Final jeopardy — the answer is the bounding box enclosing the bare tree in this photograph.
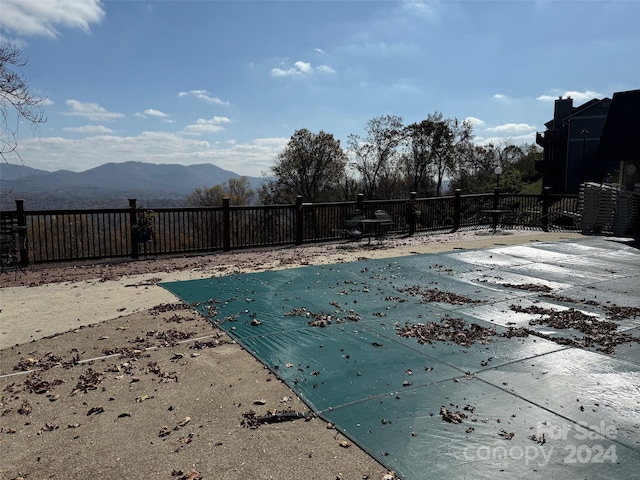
[1,43,46,162]
[462,144,500,173]
[428,113,473,196]
[454,142,538,193]
[402,118,447,196]
[348,114,403,199]
[186,177,255,206]
[261,128,348,203]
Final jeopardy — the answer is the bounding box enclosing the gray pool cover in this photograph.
[162,236,640,479]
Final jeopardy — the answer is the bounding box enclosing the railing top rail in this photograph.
[456,193,493,200]
[145,205,224,213]
[301,201,353,208]
[420,194,457,201]
[232,203,293,211]
[13,208,131,215]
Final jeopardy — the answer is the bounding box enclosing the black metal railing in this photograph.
[0,189,579,265]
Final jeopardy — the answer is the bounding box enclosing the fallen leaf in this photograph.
[175,417,191,429]
[499,428,514,440]
[86,406,105,416]
[439,406,466,424]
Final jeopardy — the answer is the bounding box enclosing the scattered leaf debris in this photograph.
[493,282,553,293]
[397,285,483,305]
[510,304,640,353]
[529,433,546,444]
[439,406,467,424]
[397,317,496,347]
[498,428,515,440]
[284,306,361,327]
[86,406,105,416]
[70,368,104,395]
[171,468,203,480]
[241,410,308,429]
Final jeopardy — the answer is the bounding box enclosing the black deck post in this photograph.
[541,187,551,232]
[452,189,461,232]
[295,196,304,245]
[356,193,364,213]
[129,199,138,259]
[492,186,501,231]
[223,197,231,252]
[15,199,29,267]
[407,192,417,236]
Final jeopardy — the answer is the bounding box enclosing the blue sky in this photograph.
[1,0,638,177]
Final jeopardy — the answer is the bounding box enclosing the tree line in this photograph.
[188,113,542,207]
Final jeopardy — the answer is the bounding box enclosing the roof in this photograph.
[564,97,609,121]
[596,89,640,162]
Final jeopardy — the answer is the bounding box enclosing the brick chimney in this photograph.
[553,96,574,132]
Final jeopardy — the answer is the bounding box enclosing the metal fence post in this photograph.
[541,187,551,232]
[222,197,231,252]
[129,199,138,259]
[15,199,29,267]
[295,196,304,245]
[492,186,501,231]
[452,189,461,232]
[356,193,364,213]
[407,191,417,236]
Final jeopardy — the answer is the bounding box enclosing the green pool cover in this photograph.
[161,236,640,479]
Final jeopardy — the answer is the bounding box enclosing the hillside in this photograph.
[0,161,263,210]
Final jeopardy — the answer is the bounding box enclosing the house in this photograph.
[535,95,611,193]
[596,89,640,192]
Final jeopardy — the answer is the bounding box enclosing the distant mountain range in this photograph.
[0,161,264,210]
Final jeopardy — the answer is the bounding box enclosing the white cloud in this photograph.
[183,116,232,135]
[317,65,336,74]
[465,116,485,127]
[63,125,114,134]
[493,94,507,100]
[485,123,536,133]
[536,90,603,102]
[215,138,289,175]
[475,132,537,146]
[294,61,312,73]
[16,132,287,177]
[315,47,327,54]
[271,60,337,77]
[0,0,105,37]
[271,67,300,78]
[178,90,229,105]
[565,90,604,101]
[401,1,437,17]
[62,100,125,121]
[136,108,170,119]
